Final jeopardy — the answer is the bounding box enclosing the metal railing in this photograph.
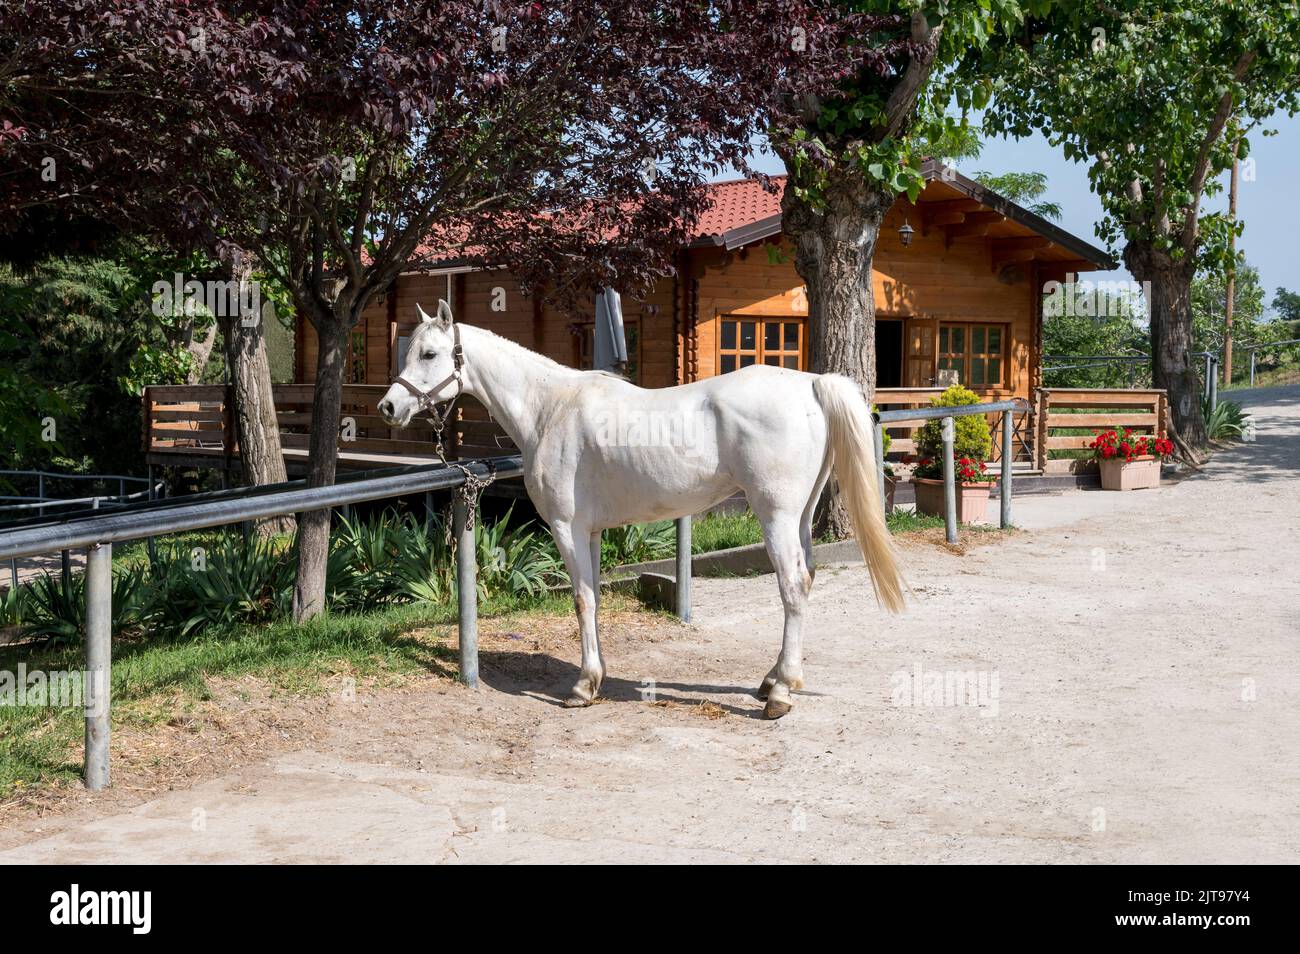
[1243,337,1300,387]
[874,400,1022,545]
[0,456,696,792]
[1,470,167,588]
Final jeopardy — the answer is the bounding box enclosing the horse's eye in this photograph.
[421,351,436,361]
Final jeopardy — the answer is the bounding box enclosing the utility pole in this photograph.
[1223,140,1239,387]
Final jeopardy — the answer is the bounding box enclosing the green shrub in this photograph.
[1,583,29,627]
[142,533,293,639]
[601,520,675,568]
[1202,397,1250,440]
[916,384,992,462]
[23,566,146,646]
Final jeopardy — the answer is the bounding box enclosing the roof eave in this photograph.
[919,159,1118,270]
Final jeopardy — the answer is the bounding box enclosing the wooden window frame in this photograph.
[937,321,1009,390]
[716,314,808,374]
[575,317,642,384]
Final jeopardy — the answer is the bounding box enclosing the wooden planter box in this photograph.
[912,477,991,524]
[1099,455,1161,491]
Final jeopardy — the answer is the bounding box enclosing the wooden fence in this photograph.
[143,384,516,470]
[1035,388,1167,474]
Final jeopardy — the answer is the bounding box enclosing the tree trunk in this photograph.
[1125,243,1208,450]
[292,315,349,622]
[220,307,293,535]
[780,168,891,538]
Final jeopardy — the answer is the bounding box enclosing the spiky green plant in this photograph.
[1202,397,1250,440]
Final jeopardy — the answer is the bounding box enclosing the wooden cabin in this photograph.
[145,162,1142,476]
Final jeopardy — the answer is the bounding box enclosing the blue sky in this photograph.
[744,111,1300,319]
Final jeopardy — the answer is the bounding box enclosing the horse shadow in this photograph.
[478,649,786,719]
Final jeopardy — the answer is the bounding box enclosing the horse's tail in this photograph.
[813,374,906,614]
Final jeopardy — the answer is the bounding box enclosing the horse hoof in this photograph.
[756,680,774,700]
[763,698,792,720]
[563,694,593,709]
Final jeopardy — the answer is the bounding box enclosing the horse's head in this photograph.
[379,300,462,427]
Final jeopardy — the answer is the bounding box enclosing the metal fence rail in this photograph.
[1,470,167,588]
[875,399,1022,544]
[3,455,675,792]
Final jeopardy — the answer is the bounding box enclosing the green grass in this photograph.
[691,510,763,553]
[0,591,574,797]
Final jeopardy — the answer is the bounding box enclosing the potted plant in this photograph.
[911,385,995,523]
[1089,428,1173,490]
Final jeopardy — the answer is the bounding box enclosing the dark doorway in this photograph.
[876,318,904,388]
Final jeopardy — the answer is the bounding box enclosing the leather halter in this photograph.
[391,323,464,453]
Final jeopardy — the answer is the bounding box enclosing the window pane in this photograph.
[784,322,799,350]
[950,327,965,354]
[721,321,736,350]
[740,354,755,368]
[764,355,779,366]
[939,327,949,353]
[741,321,757,349]
[972,327,985,354]
[765,323,779,350]
[939,358,962,374]
[970,357,986,385]
[720,354,736,374]
[988,327,1002,354]
[784,356,799,369]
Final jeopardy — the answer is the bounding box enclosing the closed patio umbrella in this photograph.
[592,287,628,373]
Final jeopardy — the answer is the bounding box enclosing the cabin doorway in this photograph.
[875,317,904,388]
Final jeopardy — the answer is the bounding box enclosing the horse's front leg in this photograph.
[552,523,604,707]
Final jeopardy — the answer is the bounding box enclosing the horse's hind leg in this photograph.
[551,522,604,707]
[758,459,829,706]
[753,508,812,720]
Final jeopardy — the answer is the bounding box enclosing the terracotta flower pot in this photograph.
[1099,455,1161,491]
[912,477,992,524]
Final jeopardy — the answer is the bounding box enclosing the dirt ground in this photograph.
[1,387,1297,864]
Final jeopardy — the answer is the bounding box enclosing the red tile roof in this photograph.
[690,176,785,243]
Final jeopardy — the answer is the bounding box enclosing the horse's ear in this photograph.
[417,302,435,324]
[436,299,454,325]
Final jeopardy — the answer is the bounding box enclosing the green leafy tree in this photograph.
[1191,257,1265,366]
[774,0,1043,536]
[972,170,1061,220]
[976,0,1300,452]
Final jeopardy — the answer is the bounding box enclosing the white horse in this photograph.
[379,301,905,719]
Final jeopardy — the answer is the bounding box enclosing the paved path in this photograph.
[2,387,1297,863]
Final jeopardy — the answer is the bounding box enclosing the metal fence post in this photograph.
[1000,410,1013,529]
[1250,350,1256,387]
[452,495,479,687]
[1203,354,1212,402]
[941,415,957,544]
[1209,357,1218,411]
[84,541,112,791]
[146,465,157,564]
[675,515,692,623]
[872,420,887,512]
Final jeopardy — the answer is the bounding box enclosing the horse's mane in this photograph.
[421,321,628,381]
